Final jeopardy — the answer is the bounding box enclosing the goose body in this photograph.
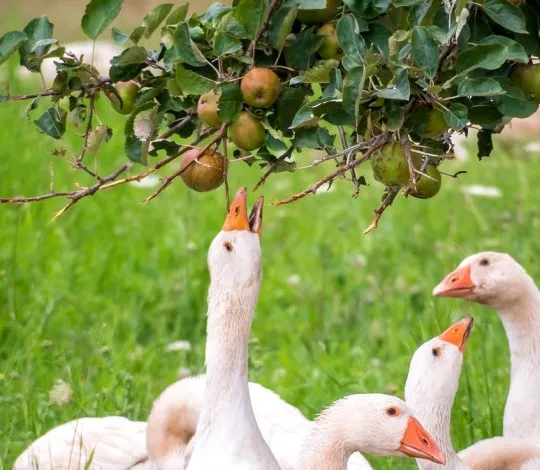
[433,252,540,445]
[148,375,372,469]
[13,416,148,470]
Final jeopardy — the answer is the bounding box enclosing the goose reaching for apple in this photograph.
[406,317,540,469]
[433,252,540,446]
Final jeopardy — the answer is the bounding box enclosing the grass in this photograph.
[2,20,540,470]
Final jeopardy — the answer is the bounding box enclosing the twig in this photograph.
[50,163,132,221]
[402,136,417,197]
[252,147,294,192]
[296,142,367,170]
[247,0,284,57]
[1,192,73,204]
[142,126,227,204]
[441,170,467,179]
[157,114,194,141]
[79,92,96,164]
[363,186,400,235]
[222,133,231,211]
[339,126,361,197]
[1,90,62,101]
[272,134,390,206]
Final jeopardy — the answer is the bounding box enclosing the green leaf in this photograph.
[34,108,66,139]
[234,0,266,40]
[293,127,333,149]
[130,26,146,44]
[109,63,143,82]
[385,100,404,131]
[111,27,129,45]
[323,67,342,98]
[477,128,493,160]
[376,69,410,101]
[286,29,322,70]
[336,14,365,66]
[290,104,318,129]
[144,3,173,38]
[174,64,214,95]
[274,87,305,134]
[217,82,243,122]
[214,31,243,56]
[111,46,147,66]
[469,104,503,129]
[19,16,54,72]
[411,26,439,79]
[30,38,57,53]
[302,59,340,84]
[494,87,538,118]
[124,102,155,165]
[458,77,505,97]
[443,103,468,130]
[479,35,528,63]
[166,4,190,25]
[342,65,364,118]
[0,31,27,66]
[81,0,123,40]
[201,3,231,24]
[269,6,298,54]
[482,0,527,34]
[164,22,208,68]
[455,44,507,75]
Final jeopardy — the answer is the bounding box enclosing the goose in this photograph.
[405,317,540,469]
[148,376,446,470]
[183,187,280,470]
[147,376,371,469]
[433,252,540,445]
[13,416,148,469]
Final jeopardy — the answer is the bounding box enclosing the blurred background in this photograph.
[1,1,540,468]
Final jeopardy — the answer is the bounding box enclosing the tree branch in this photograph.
[272,134,390,206]
[363,186,400,235]
[247,0,284,57]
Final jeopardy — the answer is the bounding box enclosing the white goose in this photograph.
[433,252,540,445]
[13,416,148,469]
[147,375,371,469]
[184,187,280,470]
[405,317,540,470]
[147,377,444,469]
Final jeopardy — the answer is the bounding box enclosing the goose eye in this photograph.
[479,258,489,266]
[224,242,233,252]
[432,347,441,357]
[385,407,400,417]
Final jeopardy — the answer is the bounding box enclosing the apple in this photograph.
[410,164,441,199]
[371,142,410,187]
[297,0,342,25]
[316,23,342,60]
[197,90,223,128]
[240,68,282,108]
[230,112,266,151]
[511,64,540,104]
[180,148,225,192]
[106,81,140,115]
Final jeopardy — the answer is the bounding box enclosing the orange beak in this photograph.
[222,187,263,236]
[398,417,446,464]
[433,265,475,298]
[439,317,474,352]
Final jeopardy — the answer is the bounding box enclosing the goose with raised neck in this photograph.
[185,188,280,470]
[433,252,540,445]
[406,317,540,470]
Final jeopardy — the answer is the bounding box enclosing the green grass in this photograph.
[2,65,540,469]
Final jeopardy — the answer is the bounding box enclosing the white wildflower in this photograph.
[166,340,192,352]
[177,368,192,379]
[461,185,502,198]
[287,274,301,285]
[49,380,72,406]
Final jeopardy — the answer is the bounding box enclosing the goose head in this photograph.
[405,317,473,407]
[432,252,533,308]
[207,187,264,290]
[321,394,446,464]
